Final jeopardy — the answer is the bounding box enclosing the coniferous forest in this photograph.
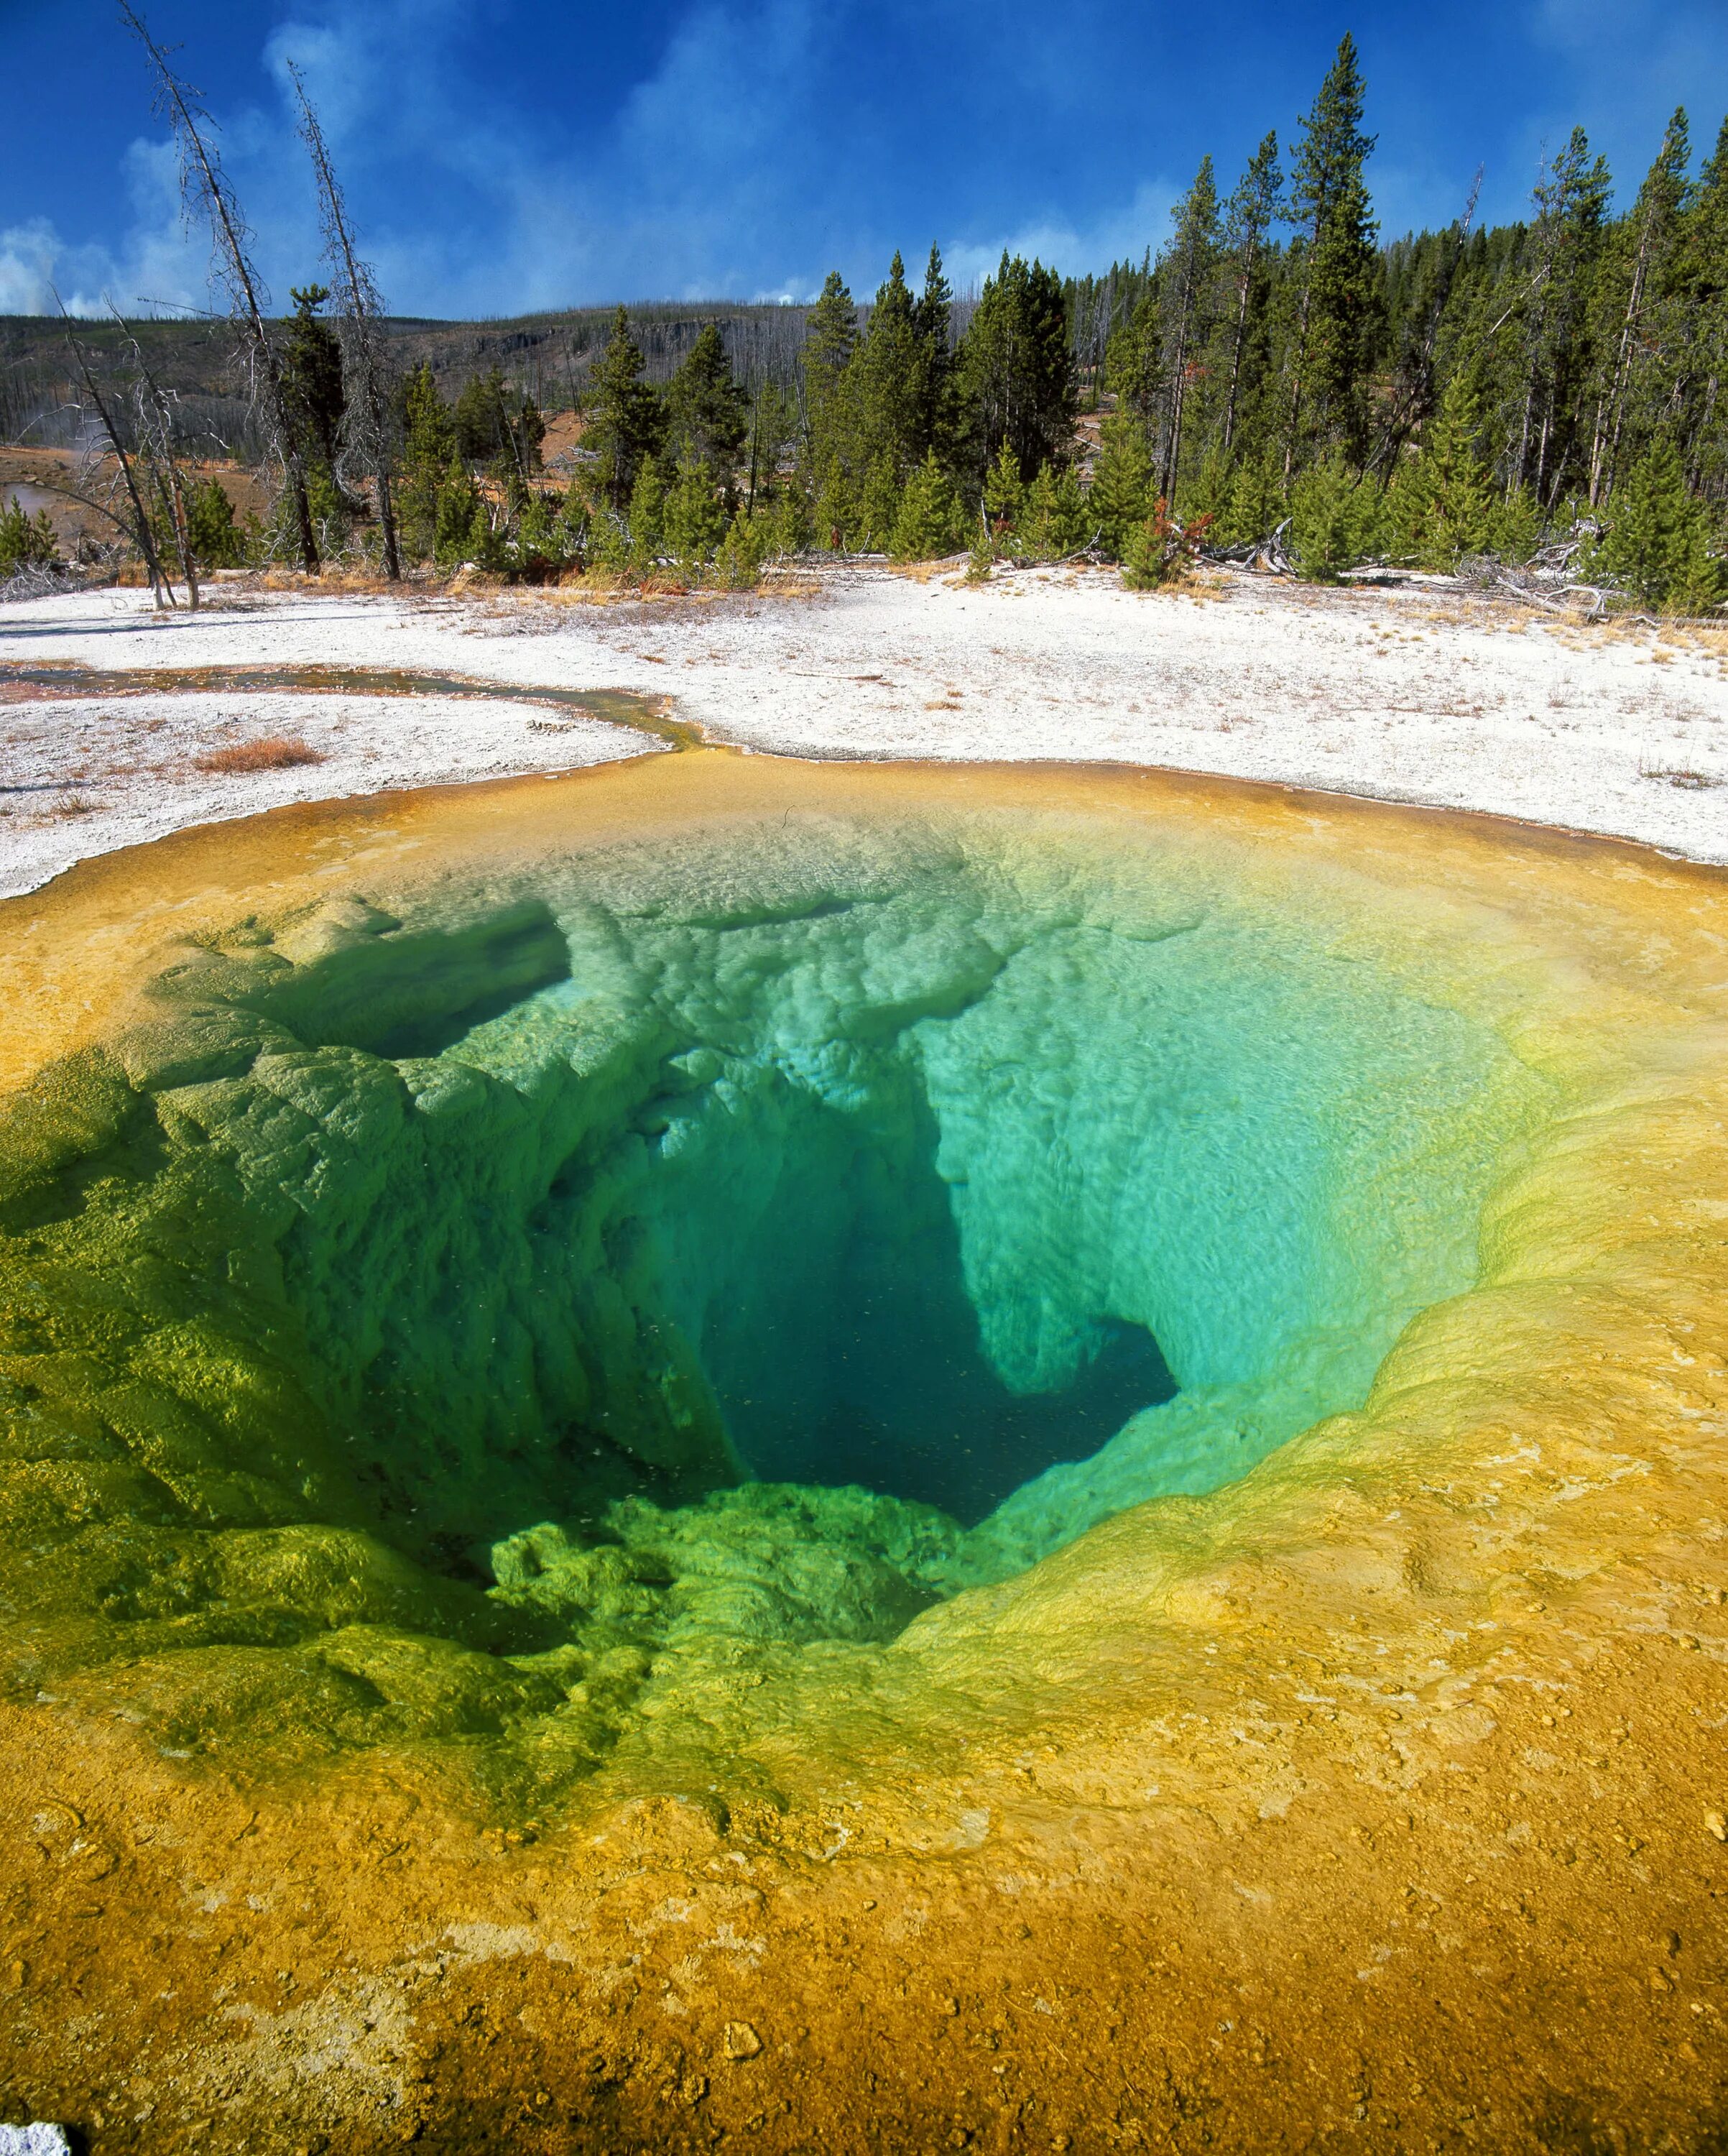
[8,32,1728,613]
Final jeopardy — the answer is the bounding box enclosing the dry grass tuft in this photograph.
[195,735,326,774]
[1641,765,1722,790]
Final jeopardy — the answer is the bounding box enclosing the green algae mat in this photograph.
[2,751,1727,2152]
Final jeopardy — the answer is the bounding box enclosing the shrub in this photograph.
[890,451,964,562]
[1122,499,1212,590]
[195,737,325,773]
[1594,439,1726,614]
[0,495,57,578]
[1290,452,1378,581]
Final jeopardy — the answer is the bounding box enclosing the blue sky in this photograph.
[4,0,1727,318]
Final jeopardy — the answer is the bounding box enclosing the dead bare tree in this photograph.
[287,60,401,579]
[119,2,320,573]
[55,299,177,605]
[119,318,201,608]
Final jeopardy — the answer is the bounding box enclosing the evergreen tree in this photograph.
[859,452,902,551]
[1515,127,1613,504]
[665,324,749,502]
[455,367,512,466]
[627,454,667,572]
[764,479,812,559]
[801,271,860,480]
[1290,449,1374,579]
[1597,436,1724,609]
[662,446,729,575]
[1022,462,1090,559]
[1285,34,1382,464]
[716,503,768,589]
[815,461,858,551]
[1121,498,1195,590]
[983,438,1025,543]
[0,495,58,577]
[854,252,924,485]
[397,361,456,561]
[433,451,487,568]
[1106,292,1162,426]
[401,361,456,470]
[586,307,665,513]
[745,379,799,510]
[1589,110,1691,502]
[1214,449,1286,549]
[1088,414,1155,553]
[1219,133,1285,457]
[281,284,346,479]
[890,451,964,561]
[912,244,956,461]
[185,475,248,568]
[954,254,1076,486]
[1681,116,1728,499]
[1390,361,1499,568]
[1157,156,1221,495]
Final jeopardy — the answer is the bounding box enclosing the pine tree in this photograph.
[1219,133,1285,456]
[1392,363,1499,568]
[1022,463,1089,560]
[1515,127,1612,505]
[716,504,767,590]
[627,454,667,572]
[665,324,749,502]
[455,366,513,466]
[1290,451,1374,579]
[397,361,456,561]
[802,272,860,479]
[983,439,1025,544]
[953,254,1076,486]
[1681,117,1728,499]
[1598,436,1724,609]
[281,284,346,479]
[1214,450,1287,549]
[815,461,857,551]
[854,252,923,484]
[433,451,486,568]
[890,451,964,561]
[1158,157,1221,496]
[744,379,799,511]
[912,244,956,462]
[859,452,902,551]
[0,494,58,576]
[1590,111,1691,502]
[1285,34,1382,464]
[586,307,665,513]
[185,476,247,568]
[1088,413,1155,554]
[662,447,729,576]
[765,479,811,560]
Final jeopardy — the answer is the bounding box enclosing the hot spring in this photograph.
[0,753,1558,1787]
[6,750,1728,2152]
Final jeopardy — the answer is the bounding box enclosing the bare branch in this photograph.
[287,60,400,578]
[119,1,320,572]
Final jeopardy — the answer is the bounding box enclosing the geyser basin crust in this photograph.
[3,752,1727,2152]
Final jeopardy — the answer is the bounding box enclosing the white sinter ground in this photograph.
[1,560,1725,896]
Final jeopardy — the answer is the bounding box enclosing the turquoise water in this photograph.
[193,817,1542,1590]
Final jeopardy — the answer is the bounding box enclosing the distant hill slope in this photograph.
[0,302,815,452]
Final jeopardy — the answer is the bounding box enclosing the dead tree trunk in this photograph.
[289,63,400,579]
[121,4,320,573]
[59,309,174,605]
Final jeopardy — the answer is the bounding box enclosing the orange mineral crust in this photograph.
[1,750,1726,2153]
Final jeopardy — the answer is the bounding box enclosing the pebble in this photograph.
[721,2020,762,2060]
[0,2129,73,2156]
